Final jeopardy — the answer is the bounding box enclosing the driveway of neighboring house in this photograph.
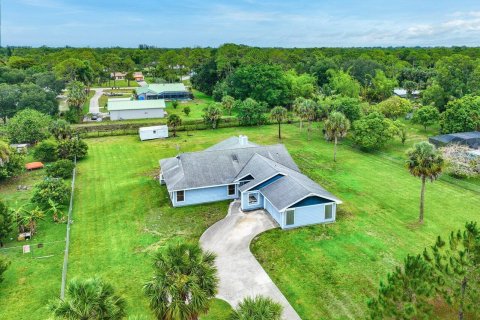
[89,88,104,114]
[200,201,302,320]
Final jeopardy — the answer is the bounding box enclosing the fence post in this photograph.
[60,156,77,299]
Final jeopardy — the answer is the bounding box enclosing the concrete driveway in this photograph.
[200,201,302,320]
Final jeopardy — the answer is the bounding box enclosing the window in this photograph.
[228,184,236,196]
[286,209,295,226]
[248,192,259,205]
[176,190,185,202]
[325,204,333,220]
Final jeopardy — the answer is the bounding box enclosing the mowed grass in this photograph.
[0,169,67,319]
[67,135,232,318]
[248,125,480,319]
[1,123,479,319]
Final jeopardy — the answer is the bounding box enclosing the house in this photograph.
[429,131,480,149]
[133,72,144,81]
[159,136,342,229]
[136,83,193,101]
[111,72,127,80]
[394,88,420,99]
[107,99,166,121]
[139,125,168,141]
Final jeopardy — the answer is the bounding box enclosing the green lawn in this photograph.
[1,123,479,319]
[0,168,67,319]
[249,125,480,319]
[67,135,232,318]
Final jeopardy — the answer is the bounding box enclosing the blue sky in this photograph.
[4,0,480,47]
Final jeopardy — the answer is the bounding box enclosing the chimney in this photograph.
[239,135,248,145]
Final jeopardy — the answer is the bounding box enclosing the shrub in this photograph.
[0,200,14,247]
[46,159,75,179]
[441,144,480,178]
[57,137,88,160]
[376,96,412,120]
[0,141,24,181]
[183,106,191,117]
[31,178,70,208]
[353,112,398,150]
[33,139,58,162]
[6,109,52,144]
[0,255,9,283]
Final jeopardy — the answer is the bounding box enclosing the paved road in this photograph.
[89,88,104,114]
[200,201,302,320]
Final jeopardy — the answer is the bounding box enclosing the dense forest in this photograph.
[0,44,479,133]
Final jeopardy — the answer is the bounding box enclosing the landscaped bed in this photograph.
[1,124,479,319]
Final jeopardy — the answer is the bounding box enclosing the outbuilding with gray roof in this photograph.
[107,99,166,121]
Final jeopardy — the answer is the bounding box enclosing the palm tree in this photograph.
[49,119,73,140]
[293,97,306,130]
[230,296,283,320]
[221,95,235,116]
[324,111,350,162]
[167,114,182,137]
[203,104,222,129]
[270,106,288,139]
[67,81,87,111]
[405,142,444,224]
[20,207,45,236]
[144,241,218,320]
[295,99,317,140]
[47,199,65,223]
[49,277,127,320]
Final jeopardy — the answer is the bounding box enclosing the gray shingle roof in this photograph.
[160,142,298,191]
[238,155,341,210]
[205,136,260,151]
[159,136,341,210]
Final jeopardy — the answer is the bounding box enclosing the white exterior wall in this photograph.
[110,108,165,121]
[140,127,168,141]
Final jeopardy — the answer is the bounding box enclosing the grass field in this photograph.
[1,123,479,319]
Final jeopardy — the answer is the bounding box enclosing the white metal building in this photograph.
[108,99,166,121]
[139,125,169,141]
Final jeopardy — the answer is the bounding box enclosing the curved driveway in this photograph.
[200,201,302,320]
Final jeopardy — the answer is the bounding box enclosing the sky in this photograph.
[3,0,480,48]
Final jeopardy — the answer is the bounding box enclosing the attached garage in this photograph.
[108,99,166,121]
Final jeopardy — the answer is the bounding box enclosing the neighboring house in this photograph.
[136,83,193,101]
[111,72,127,80]
[394,88,420,99]
[159,136,342,229]
[108,99,166,121]
[429,131,480,149]
[139,125,168,141]
[133,72,144,81]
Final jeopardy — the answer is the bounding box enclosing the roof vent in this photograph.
[232,154,238,162]
[239,135,248,145]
